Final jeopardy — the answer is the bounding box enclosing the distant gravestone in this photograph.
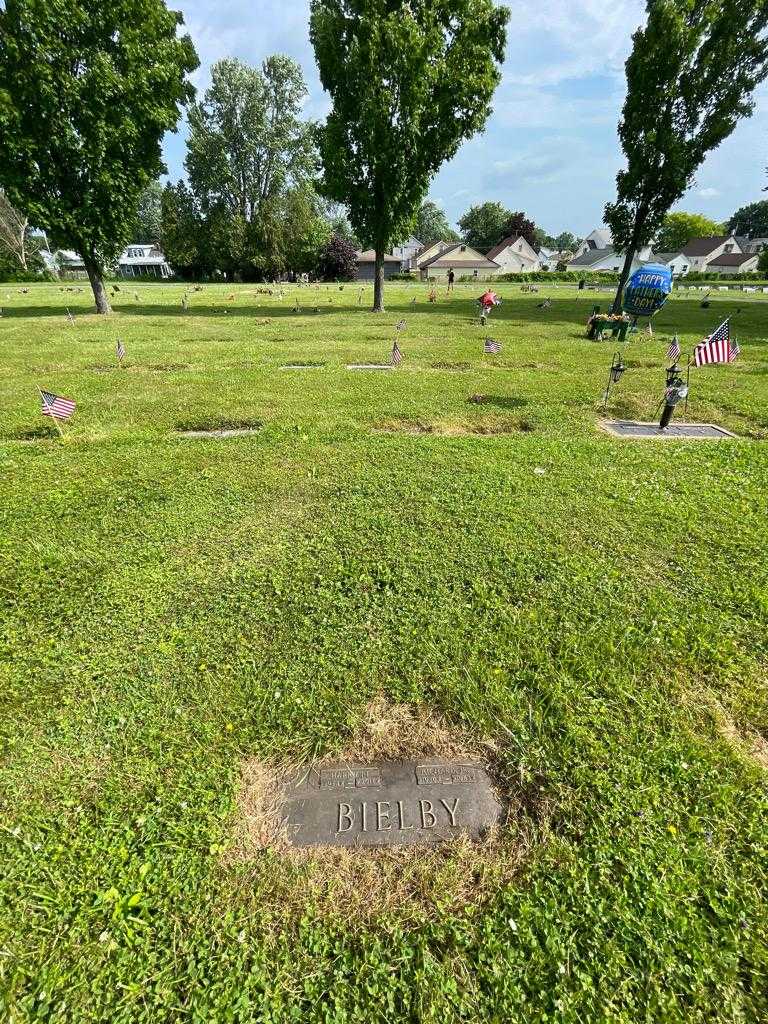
[602,420,737,440]
[279,760,501,848]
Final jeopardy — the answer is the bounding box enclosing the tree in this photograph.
[0,0,198,313]
[554,231,578,253]
[0,190,30,270]
[310,0,509,312]
[160,181,204,277]
[728,200,768,238]
[131,181,164,244]
[319,234,358,280]
[458,201,511,253]
[186,57,315,223]
[605,0,768,312]
[758,248,768,274]
[502,210,537,249]
[414,200,459,244]
[654,211,724,251]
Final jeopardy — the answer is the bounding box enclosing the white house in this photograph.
[566,245,655,274]
[391,236,422,272]
[705,252,759,276]
[656,252,692,277]
[415,240,454,270]
[419,242,500,281]
[53,250,88,279]
[680,235,742,271]
[485,235,540,273]
[572,228,613,259]
[118,244,172,279]
[742,237,768,254]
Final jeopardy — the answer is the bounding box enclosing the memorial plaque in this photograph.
[602,420,737,440]
[279,760,502,848]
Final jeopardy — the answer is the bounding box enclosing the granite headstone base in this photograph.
[279,760,502,849]
[602,420,737,440]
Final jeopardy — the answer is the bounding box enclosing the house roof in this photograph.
[356,249,399,263]
[681,236,737,257]
[568,247,616,267]
[415,240,453,264]
[656,252,686,264]
[707,252,757,267]
[485,235,536,261]
[420,243,500,270]
[584,228,612,249]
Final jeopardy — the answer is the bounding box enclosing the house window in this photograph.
[461,245,466,252]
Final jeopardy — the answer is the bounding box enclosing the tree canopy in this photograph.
[130,181,164,245]
[310,0,509,311]
[728,200,768,239]
[458,201,510,252]
[186,56,315,222]
[605,0,768,310]
[414,201,459,244]
[0,0,198,312]
[654,211,724,252]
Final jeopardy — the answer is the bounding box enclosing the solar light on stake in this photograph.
[659,365,689,430]
[602,351,626,410]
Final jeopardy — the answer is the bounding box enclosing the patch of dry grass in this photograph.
[226,698,546,926]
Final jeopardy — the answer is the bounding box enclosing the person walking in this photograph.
[447,268,455,293]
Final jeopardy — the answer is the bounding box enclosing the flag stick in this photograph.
[684,358,692,415]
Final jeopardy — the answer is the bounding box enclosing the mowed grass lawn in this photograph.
[1,280,767,1022]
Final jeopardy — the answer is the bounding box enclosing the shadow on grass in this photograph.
[466,394,528,410]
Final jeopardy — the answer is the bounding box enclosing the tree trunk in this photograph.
[83,254,111,314]
[372,243,385,312]
[612,247,637,313]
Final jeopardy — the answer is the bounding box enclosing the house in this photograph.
[572,228,613,259]
[705,252,759,276]
[566,245,655,274]
[118,244,172,279]
[355,249,401,281]
[742,237,768,254]
[485,235,540,273]
[538,249,574,270]
[680,235,742,271]
[656,252,692,277]
[54,249,88,280]
[391,236,422,272]
[415,240,454,270]
[418,242,501,281]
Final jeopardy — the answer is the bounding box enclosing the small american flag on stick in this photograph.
[116,338,126,363]
[694,319,732,366]
[666,336,681,363]
[484,337,501,354]
[729,338,741,360]
[395,319,406,332]
[40,388,76,420]
[66,308,75,325]
[391,340,403,366]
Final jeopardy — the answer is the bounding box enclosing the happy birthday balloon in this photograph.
[623,263,673,317]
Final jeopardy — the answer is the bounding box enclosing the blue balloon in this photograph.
[623,263,673,317]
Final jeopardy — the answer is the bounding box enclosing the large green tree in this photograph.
[728,200,768,238]
[0,0,198,313]
[130,181,164,244]
[414,200,459,244]
[310,0,509,312]
[160,180,205,278]
[654,211,724,252]
[502,210,537,249]
[605,0,768,311]
[186,57,315,223]
[458,201,511,253]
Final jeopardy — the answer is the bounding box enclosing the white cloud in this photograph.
[698,188,720,198]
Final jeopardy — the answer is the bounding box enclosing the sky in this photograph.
[163,0,768,238]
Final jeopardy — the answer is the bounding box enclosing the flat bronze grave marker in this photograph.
[279,760,501,848]
[602,420,737,440]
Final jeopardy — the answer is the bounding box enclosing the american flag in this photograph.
[694,320,731,366]
[730,338,741,360]
[395,319,406,332]
[666,336,681,363]
[66,308,75,325]
[391,340,403,366]
[40,389,76,420]
[484,337,501,354]
[116,338,126,362]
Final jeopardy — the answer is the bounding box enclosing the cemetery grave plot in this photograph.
[601,419,738,440]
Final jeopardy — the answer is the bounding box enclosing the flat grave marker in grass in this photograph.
[279,760,501,848]
[602,420,738,440]
[346,363,395,370]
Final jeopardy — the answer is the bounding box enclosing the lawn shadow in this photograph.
[466,394,528,410]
